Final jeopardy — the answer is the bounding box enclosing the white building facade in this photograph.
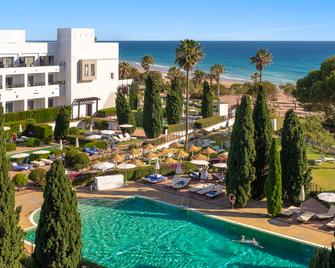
[0,28,119,118]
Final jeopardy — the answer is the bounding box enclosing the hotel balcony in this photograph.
[0,64,61,76]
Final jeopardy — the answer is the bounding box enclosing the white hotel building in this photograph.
[0,28,119,118]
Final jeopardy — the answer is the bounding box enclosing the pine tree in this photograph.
[33,159,82,267]
[264,139,282,216]
[129,84,138,110]
[54,106,71,142]
[309,246,335,268]
[252,85,273,199]
[166,78,183,124]
[226,95,256,207]
[201,81,213,118]
[116,92,136,134]
[0,106,22,267]
[281,109,311,205]
[143,74,163,138]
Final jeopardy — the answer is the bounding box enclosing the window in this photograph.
[86,104,92,116]
[27,100,34,110]
[48,98,54,108]
[5,102,13,113]
[5,76,13,88]
[1,57,14,68]
[28,75,34,87]
[48,74,54,85]
[110,73,114,80]
[91,64,95,76]
[84,64,89,77]
[19,56,35,67]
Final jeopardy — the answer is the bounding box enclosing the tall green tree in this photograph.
[33,159,82,267]
[129,84,138,110]
[309,246,335,268]
[193,69,206,88]
[226,95,256,207]
[176,39,204,149]
[281,109,311,205]
[0,106,22,267]
[250,48,272,83]
[116,92,136,134]
[54,106,71,142]
[141,55,154,73]
[119,61,132,79]
[201,81,213,118]
[166,78,183,124]
[265,139,282,216]
[210,64,224,99]
[167,66,184,83]
[143,74,163,138]
[252,85,273,199]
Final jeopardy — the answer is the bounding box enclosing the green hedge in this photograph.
[194,116,225,129]
[85,140,107,149]
[25,137,41,147]
[82,118,109,130]
[5,119,36,133]
[5,142,16,152]
[13,173,28,188]
[4,106,70,123]
[28,168,47,186]
[65,149,90,171]
[69,126,84,135]
[23,123,53,141]
[95,107,116,118]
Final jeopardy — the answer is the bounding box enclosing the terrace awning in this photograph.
[72,97,100,119]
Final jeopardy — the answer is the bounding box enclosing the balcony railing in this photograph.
[0,62,65,68]
[28,82,46,87]
[6,83,25,89]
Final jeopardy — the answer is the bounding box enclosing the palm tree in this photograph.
[193,69,206,88]
[206,72,215,86]
[210,64,224,99]
[175,39,204,149]
[167,66,184,83]
[119,61,132,79]
[250,72,260,84]
[141,55,154,73]
[250,49,272,83]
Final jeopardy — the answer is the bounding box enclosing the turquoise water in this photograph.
[116,41,335,84]
[25,197,315,268]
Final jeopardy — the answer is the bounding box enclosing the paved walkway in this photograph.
[17,181,334,247]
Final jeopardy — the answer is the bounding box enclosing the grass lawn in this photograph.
[307,147,335,191]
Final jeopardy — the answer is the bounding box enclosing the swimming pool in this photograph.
[25,197,315,267]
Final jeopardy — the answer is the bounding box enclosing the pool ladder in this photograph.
[180,198,191,210]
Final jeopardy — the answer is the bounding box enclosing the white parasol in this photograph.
[119,124,133,128]
[190,160,209,166]
[86,135,102,140]
[154,159,160,171]
[176,163,183,175]
[93,162,115,171]
[11,153,29,159]
[75,137,80,148]
[59,139,63,150]
[100,130,116,136]
[32,150,50,155]
[4,126,10,131]
[317,192,335,203]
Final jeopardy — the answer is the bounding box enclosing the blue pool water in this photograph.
[25,197,315,267]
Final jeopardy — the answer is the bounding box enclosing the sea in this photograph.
[117,41,335,84]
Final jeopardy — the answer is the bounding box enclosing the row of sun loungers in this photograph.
[112,133,136,143]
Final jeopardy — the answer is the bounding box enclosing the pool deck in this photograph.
[17,181,334,248]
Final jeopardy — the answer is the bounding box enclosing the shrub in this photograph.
[12,173,28,189]
[66,135,92,147]
[49,149,64,156]
[133,110,143,127]
[65,149,89,170]
[28,168,47,186]
[5,142,16,152]
[194,116,225,129]
[23,123,53,141]
[5,119,36,133]
[85,140,107,149]
[95,107,116,118]
[25,137,41,147]
[69,127,83,135]
[4,106,69,123]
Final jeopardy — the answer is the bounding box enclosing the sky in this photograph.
[2,0,335,41]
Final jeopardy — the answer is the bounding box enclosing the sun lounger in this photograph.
[205,185,224,198]
[189,184,212,193]
[30,160,45,167]
[166,176,182,186]
[280,206,301,217]
[297,211,315,223]
[118,134,129,142]
[316,205,335,220]
[11,162,32,171]
[125,133,136,140]
[171,177,191,189]
[196,184,215,195]
[83,147,98,156]
[40,158,53,165]
[142,174,167,183]
[326,218,335,229]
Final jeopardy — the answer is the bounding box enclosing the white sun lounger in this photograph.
[30,160,45,167]
[205,185,224,198]
[189,184,213,193]
[196,184,215,195]
[125,133,136,140]
[280,206,301,217]
[171,177,191,189]
[297,211,315,223]
[166,175,183,187]
[316,205,335,220]
[326,218,335,229]
[40,158,53,165]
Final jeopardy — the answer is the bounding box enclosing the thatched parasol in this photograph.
[163,157,178,164]
[193,153,208,160]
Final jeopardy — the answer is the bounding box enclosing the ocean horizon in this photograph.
[114,41,335,84]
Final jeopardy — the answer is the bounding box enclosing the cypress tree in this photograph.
[252,85,273,199]
[201,81,213,118]
[54,106,71,142]
[33,159,82,267]
[143,74,163,138]
[309,246,335,268]
[264,139,282,216]
[0,106,22,267]
[116,92,136,134]
[129,84,138,110]
[226,95,256,207]
[166,78,183,125]
[281,109,311,205]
